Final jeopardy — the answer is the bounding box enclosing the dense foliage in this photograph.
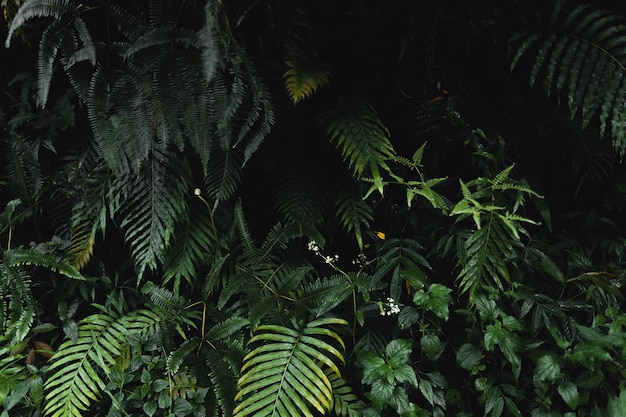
[2,0,626,416]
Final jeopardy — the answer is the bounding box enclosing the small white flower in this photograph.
[307,241,319,252]
[193,188,202,196]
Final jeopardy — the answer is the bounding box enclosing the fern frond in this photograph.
[0,262,34,344]
[456,215,517,303]
[283,56,331,104]
[335,192,374,252]
[509,1,626,155]
[204,145,244,205]
[43,308,162,417]
[5,0,77,48]
[325,368,363,417]
[319,96,395,179]
[4,247,84,280]
[295,275,355,317]
[197,3,222,83]
[37,19,65,107]
[373,237,430,301]
[66,222,95,270]
[273,162,328,232]
[108,146,190,278]
[234,318,348,417]
[65,16,96,68]
[163,195,217,287]
[205,348,241,416]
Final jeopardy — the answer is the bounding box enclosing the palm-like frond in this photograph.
[509,1,626,155]
[42,308,162,417]
[319,96,395,179]
[283,56,331,104]
[234,318,348,417]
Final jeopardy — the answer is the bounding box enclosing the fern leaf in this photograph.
[234,318,347,417]
[335,192,374,252]
[163,196,217,287]
[283,57,331,104]
[4,247,84,280]
[326,368,363,417]
[0,262,34,344]
[295,275,355,317]
[319,96,395,179]
[65,16,96,68]
[197,3,222,83]
[456,215,517,303]
[5,0,77,47]
[37,19,65,107]
[273,162,328,232]
[109,146,189,278]
[43,309,162,417]
[43,314,121,417]
[373,238,429,301]
[510,1,626,155]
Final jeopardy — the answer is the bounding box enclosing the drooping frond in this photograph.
[108,146,190,279]
[335,191,374,251]
[42,308,163,417]
[272,161,328,233]
[283,56,332,104]
[319,96,395,179]
[4,133,42,214]
[5,0,78,48]
[509,1,626,155]
[234,318,348,417]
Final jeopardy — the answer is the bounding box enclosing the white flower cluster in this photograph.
[351,253,369,267]
[308,241,339,265]
[379,297,401,316]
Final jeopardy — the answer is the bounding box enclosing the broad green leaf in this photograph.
[534,354,561,382]
[456,343,482,370]
[557,381,579,410]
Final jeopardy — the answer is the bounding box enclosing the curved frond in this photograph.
[509,1,626,155]
[283,56,331,105]
[5,0,77,47]
[4,247,84,280]
[234,318,348,417]
[37,19,65,107]
[42,309,162,417]
[319,96,395,179]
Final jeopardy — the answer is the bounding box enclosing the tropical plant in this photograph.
[2,0,626,417]
[510,0,626,156]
